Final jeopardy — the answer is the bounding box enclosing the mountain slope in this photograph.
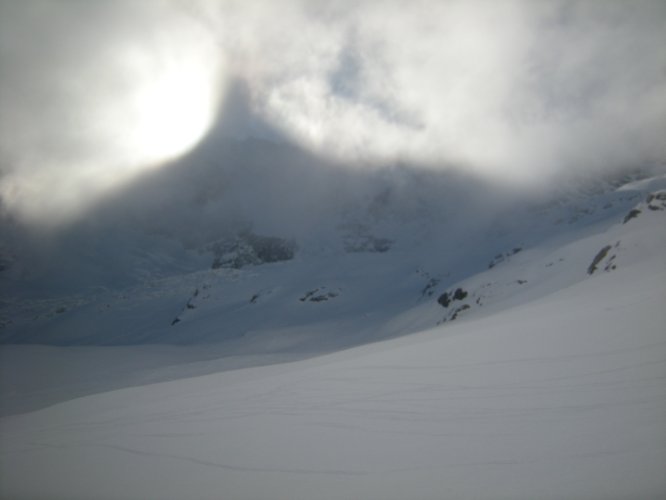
[1,173,664,419]
[1,165,663,348]
[1,226,664,499]
[1,139,665,498]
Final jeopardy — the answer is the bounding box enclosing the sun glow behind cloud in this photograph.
[106,41,222,169]
[0,1,224,225]
[1,0,665,226]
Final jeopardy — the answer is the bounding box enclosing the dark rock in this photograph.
[211,232,297,269]
[309,292,338,302]
[171,317,181,326]
[300,289,318,302]
[450,304,470,321]
[488,247,521,269]
[372,238,393,253]
[587,245,612,275]
[421,278,440,298]
[439,288,468,307]
[603,255,617,272]
[249,233,297,263]
[300,288,339,303]
[623,209,641,224]
[646,191,666,203]
[344,235,393,253]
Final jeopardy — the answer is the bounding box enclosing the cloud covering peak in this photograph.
[1,0,665,224]
[216,0,666,176]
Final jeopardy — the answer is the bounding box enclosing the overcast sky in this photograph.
[1,0,665,225]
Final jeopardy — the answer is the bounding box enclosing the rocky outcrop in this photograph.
[437,287,470,321]
[646,190,666,211]
[338,222,392,254]
[587,245,612,274]
[587,242,620,275]
[211,232,296,270]
[346,236,392,253]
[421,278,440,298]
[171,288,200,326]
[623,190,666,224]
[299,287,340,303]
[437,287,468,307]
[623,209,641,224]
[488,247,522,269]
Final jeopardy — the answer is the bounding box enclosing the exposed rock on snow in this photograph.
[338,221,393,254]
[623,208,641,224]
[437,287,469,308]
[421,278,439,298]
[449,303,470,321]
[346,235,392,253]
[437,292,451,308]
[646,190,666,210]
[437,287,474,322]
[171,288,200,326]
[416,269,444,299]
[211,232,296,269]
[587,242,620,275]
[488,247,522,269]
[623,190,666,223]
[299,287,340,303]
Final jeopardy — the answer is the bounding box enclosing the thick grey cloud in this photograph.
[1,0,665,225]
[218,0,666,179]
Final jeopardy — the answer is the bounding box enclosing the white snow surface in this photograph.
[1,259,665,499]
[1,172,666,499]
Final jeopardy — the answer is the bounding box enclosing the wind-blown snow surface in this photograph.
[1,175,665,499]
[1,255,665,499]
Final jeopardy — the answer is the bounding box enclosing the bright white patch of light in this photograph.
[0,3,225,226]
[137,70,214,162]
[107,36,222,171]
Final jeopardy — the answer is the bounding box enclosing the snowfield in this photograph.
[2,1,666,496]
[1,260,665,500]
[1,175,665,499]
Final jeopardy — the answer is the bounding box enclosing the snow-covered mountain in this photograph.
[1,136,662,348]
[1,135,665,498]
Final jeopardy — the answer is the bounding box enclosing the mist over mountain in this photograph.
[2,0,665,226]
[2,74,663,299]
[1,2,665,499]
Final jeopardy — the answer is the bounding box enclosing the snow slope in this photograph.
[1,246,664,499]
[1,176,665,499]
[1,173,664,417]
